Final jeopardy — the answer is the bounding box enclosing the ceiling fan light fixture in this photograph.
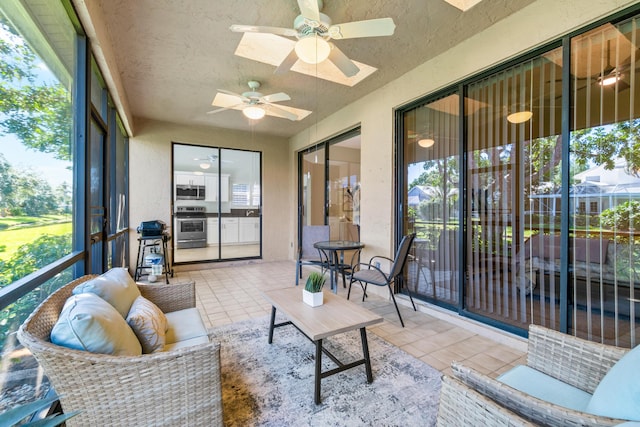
[507,110,533,124]
[418,138,436,148]
[598,72,621,86]
[243,106,266,120]
[295,35,330,64]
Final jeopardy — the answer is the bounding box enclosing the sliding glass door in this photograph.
[298,129,361,246]
[398,10,640,346]
[402,93,460,307]
[173,143,261,263]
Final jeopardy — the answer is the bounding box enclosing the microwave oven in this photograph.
[176,185,205,200]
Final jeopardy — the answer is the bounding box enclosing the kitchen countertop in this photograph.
[206,209,259,218]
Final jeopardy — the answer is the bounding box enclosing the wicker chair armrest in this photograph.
[137,280,196,313]
[451,361,625,427]
[437,375,536,427]
[527,325,629,393]
[18,328,223,427]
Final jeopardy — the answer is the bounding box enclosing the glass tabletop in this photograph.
[313,240,364,251]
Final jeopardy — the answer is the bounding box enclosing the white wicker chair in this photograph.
[452,324,630,426]
[17,276,223,427]
[437,375,536,427]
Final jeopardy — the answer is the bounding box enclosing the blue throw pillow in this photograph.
[585,344,640,421]
[73,267,140,317]
[51,293,142,355]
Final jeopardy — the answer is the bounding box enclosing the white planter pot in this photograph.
[303,289,323,307]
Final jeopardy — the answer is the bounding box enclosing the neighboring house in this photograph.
[529,158,640,215]
[408,185,432,207]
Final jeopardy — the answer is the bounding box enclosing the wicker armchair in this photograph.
[437,375,535,427]
[17,276,223,427]
[452,324,630,426]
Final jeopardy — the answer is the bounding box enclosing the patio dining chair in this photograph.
[348,233,417,327]
[295,225,330,286]
[334,223,361,288]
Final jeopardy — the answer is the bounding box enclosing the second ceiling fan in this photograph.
[207,80,311,121]
[230,0,396,78]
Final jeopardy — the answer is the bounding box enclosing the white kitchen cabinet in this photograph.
[204,174,229,202]
[239,217,260,243]
[207,218,219,245]
[204,175,218,202]
[221,218,239,244]
[175,172,205,186]
[220,174,229,202]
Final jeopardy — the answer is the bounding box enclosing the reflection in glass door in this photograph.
[402,94,460,307]
[465,48,563,333]
[328,132,361,240]
[300,147,326,227]
[173,144,261,263]
[298,130,361,276]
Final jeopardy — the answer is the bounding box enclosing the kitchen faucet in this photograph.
[246,210,255,216]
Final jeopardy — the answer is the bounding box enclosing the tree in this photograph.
[571,120,640,176]
[0,16,72,162]
[0,235,72,349]
[0,153,15,215]
[10,170,58,216]
[0,161,59,216]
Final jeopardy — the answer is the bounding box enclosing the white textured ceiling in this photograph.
[93,0,535,137]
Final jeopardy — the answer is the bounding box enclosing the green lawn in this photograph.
[0,217,72,262]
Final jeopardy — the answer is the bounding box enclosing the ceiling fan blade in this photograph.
[261,92,291,103]
[328,18,396,40]
[217,89,249,101]
[297,0,320,22]
[274,48,299,74]
[328,44,360,77]
[230,24,298,37]
[206,107,231,115]
[262,103,299,121]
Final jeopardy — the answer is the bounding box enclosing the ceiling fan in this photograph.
[230,0,396,78]
[207,80,310,121]
[193,154,233,169]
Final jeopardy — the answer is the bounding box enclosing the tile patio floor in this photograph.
[174,260,527,379]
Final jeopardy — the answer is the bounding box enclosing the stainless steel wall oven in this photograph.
[175,206,207,248]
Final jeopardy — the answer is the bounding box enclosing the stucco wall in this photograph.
[128,118,290,270]
[288,0,639,267]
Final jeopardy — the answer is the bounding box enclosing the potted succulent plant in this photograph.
[303,271,326,307]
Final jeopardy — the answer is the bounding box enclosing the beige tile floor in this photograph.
[172,260,527,379]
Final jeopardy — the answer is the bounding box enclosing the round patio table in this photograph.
[313,240,365,293]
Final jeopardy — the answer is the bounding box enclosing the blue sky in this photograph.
[408,162,424,185]
[0,25,72,188]
[1,133,71,188]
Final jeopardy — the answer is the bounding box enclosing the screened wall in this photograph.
[399,9,640,346]
[0,0,129,412]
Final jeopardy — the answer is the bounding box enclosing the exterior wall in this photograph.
[128,118,290,270]
[288,0,638,266]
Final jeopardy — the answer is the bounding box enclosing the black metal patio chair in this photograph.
[348,233,417,327]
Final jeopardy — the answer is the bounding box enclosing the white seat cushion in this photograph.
[497,365,592,412]
[164,335,210,351]
[165,308,207,344]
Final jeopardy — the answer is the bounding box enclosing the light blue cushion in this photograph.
[164,308,208,344]
[498,365,592,412]
[164,335,210,351]
[51,293,142,356]
[73,267,141,317]
[586,344,640,421]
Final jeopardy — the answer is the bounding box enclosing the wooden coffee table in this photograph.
[262,287,383,404]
